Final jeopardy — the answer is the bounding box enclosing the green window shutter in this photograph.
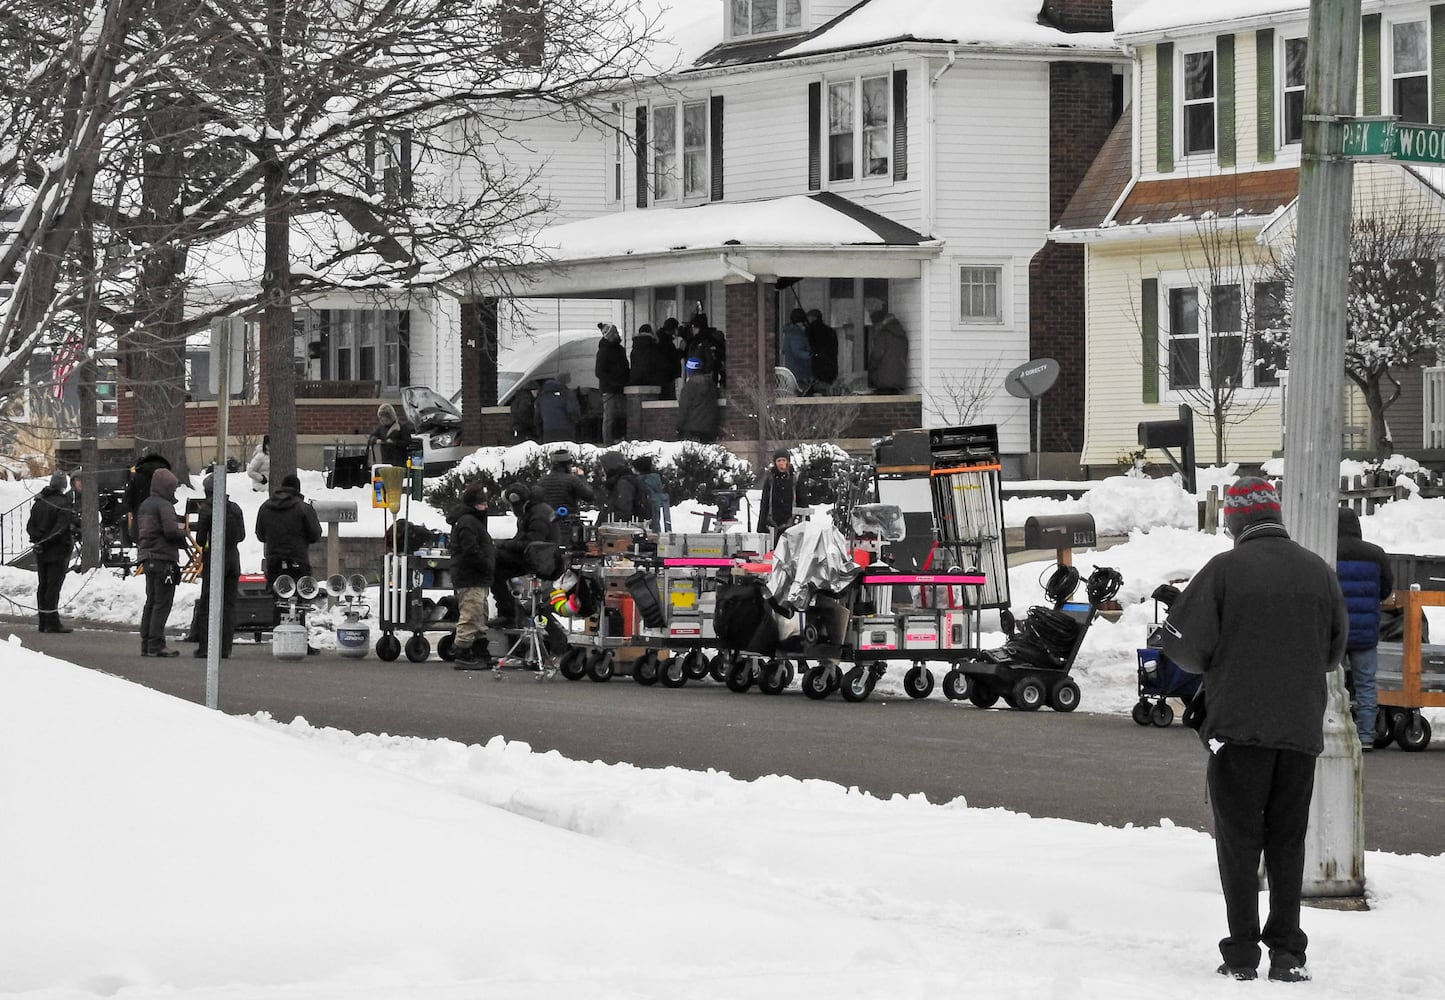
[1142,278,1160,404]
[808,82,821,190]
[635,107,648,208]
[892,69,908,181]
[1256,29,1275,163]
[710,95,725,202]
[1156,44,1174,173]
[1362,14,1382,116]
[1218,35,1236,168]
[1433,6,1445,123]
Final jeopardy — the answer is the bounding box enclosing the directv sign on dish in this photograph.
[1004,358,1060,400]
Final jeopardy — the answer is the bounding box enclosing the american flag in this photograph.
[51,333,85,400]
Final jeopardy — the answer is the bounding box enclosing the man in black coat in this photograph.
[489,483,560,628]
[757,449,798,544]
[1162,477,1347,984]
[447,482,495,668]
[255,473,323,587]
[27,472,77,633]
[595,322,630,445]
[629,324,673,400]
[538,448,595,545]
[123,451,171,546]
[805,309,838,393]
[1335,507,1394,749]
[193,473,246,659]
[676,358,721,443]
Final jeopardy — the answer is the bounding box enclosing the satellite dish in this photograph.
[1004,358,1060,399]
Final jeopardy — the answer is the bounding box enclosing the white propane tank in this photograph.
[336,620,371,658]
[272,621,309,661]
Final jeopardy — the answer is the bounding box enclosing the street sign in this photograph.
[1340,117,1396,158]
[1392,122,1445,163]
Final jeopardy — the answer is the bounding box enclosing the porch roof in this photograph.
[453,192,941,299]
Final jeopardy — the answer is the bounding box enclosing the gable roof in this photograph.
[1058,105,1134,231]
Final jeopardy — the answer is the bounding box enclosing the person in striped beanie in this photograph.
[1162,474,1347,983]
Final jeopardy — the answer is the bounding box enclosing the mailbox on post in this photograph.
[312,500,358,579]
[1023,513,1097,566]
[1138,404,1197,494]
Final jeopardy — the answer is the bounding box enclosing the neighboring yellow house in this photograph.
[1054,0,1445,473]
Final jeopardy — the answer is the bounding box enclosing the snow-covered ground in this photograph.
[2,455,1442,999]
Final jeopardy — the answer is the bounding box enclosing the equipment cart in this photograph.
[1133,583,1198,727]
[1375,588,1445,751]
[373,466,457,662]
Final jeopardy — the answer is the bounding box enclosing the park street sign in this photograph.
[1339,116,1445,163]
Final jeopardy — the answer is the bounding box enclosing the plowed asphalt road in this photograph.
[13,618,1443,857]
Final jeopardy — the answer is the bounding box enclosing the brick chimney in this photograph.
[1038,0,1113,33]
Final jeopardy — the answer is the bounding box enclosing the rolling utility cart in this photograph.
[1375,588,1445,751]
[554,524,654,683]
[1132,583,1196,727]
[944,564,1122,712]
[373,465,457,663]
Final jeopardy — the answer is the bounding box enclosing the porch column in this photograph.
[723,280,776,464]
[459,297,499,446]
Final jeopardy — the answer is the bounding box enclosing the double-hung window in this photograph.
[651,100,709,202]
[1392,20,1429,123]
[1253,281,1288,387]
[1166,279,1287,391]
[729,0,802,40]
[1282,37,1307,145]
[1181,47,1216,156]
[827,75,890,183]
[958,266,1003,324]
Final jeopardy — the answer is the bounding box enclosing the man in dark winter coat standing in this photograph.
[805,309,838,393]
[135,468,191,657]
[536,377,580,442]
[27,471,77,633]
[866,306,908,394]
[447,482,495,668]
[629,323,674,399]
[677,357,721,443]
[757,449,798,543]
[1335,507,1394,749]
[597,451,646,523]
[538,448,594,544]
[490,483,560,628]
[595,322,630,445]
[194,473,246,659]
[1162,476,1346,984]
[123,451,171,545]
[255,474,323,587]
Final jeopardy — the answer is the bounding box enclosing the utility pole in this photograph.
[1285,0,1365,901]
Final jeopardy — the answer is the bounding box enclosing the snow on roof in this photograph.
[1116,0,1309,37]
[780,0,1121,58]
[523,194,925,264]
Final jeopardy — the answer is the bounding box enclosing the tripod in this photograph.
[497,575,556,680]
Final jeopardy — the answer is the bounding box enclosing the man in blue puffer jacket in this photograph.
[1336,507,1394,750]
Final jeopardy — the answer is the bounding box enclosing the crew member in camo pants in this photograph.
[446,482,495,669]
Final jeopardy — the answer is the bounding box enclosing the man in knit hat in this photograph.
[1162,476,1347,984]
[27,471,78,633]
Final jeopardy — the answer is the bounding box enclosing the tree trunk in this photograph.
[262,0,296,486]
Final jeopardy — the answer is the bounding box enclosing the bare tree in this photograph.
[1264,186,1445,459]
[925,360,1004,428]
[728,371,862,460]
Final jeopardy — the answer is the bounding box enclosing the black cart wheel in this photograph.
[376,633,401,662]
[681,649,709,681]
[969,684,1000,709]
[802,623,821,644]
[802,664,833,700]
[658,655,687,688]
[585,649,615,682]
[1150,701,1175,727]
[709,650,732,683]
[1011,677,1046,712]
[1131,699,1153,726]
[758,659,790,695]
[1049,678,1081,713]
[436,633,456,662]
[1374,710,1398,749]
[557,648,587,681]
[404,634,431,663]
[840,665,872,703]
[941,668,972,702]
[903,664,934,699]
[1398,713,1432,752]
[725,657,755,693]
[633,650,660,685]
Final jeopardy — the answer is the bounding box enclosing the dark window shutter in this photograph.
[892,69,908,181]
[399,131,413,200]
[1217,35,1236,168]
[1155,44,1174,173]
[398,311,411,386]
[635,106,648,208]
[710,95,724,202]
[364,129,377,195]
[1142,278,1160,404]
[1256,29,1275,163]
[1433,7,1445,123]
[808,82,821,191]
[1362,15,1381,116]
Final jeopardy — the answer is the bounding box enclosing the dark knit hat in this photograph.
[462,482,489,508]
[48,471,67,491]
[1223,476,1282,538]
[281,473,301,492]
[773,448,791,461]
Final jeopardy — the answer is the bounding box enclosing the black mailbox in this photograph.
[1023,513,1097,551]
[1138,417,1189,448]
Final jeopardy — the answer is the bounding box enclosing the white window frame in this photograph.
[605,102,624,205]
[649,99,710,205]
[1177,43,1216,158]
[1389,18,1430,124]
[954,261,1010,328]
[1280,35,1307,146]
[727,0,803,41]
[296,308,405,393]
[824,73,891,187]
[1158,271,1284,398]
